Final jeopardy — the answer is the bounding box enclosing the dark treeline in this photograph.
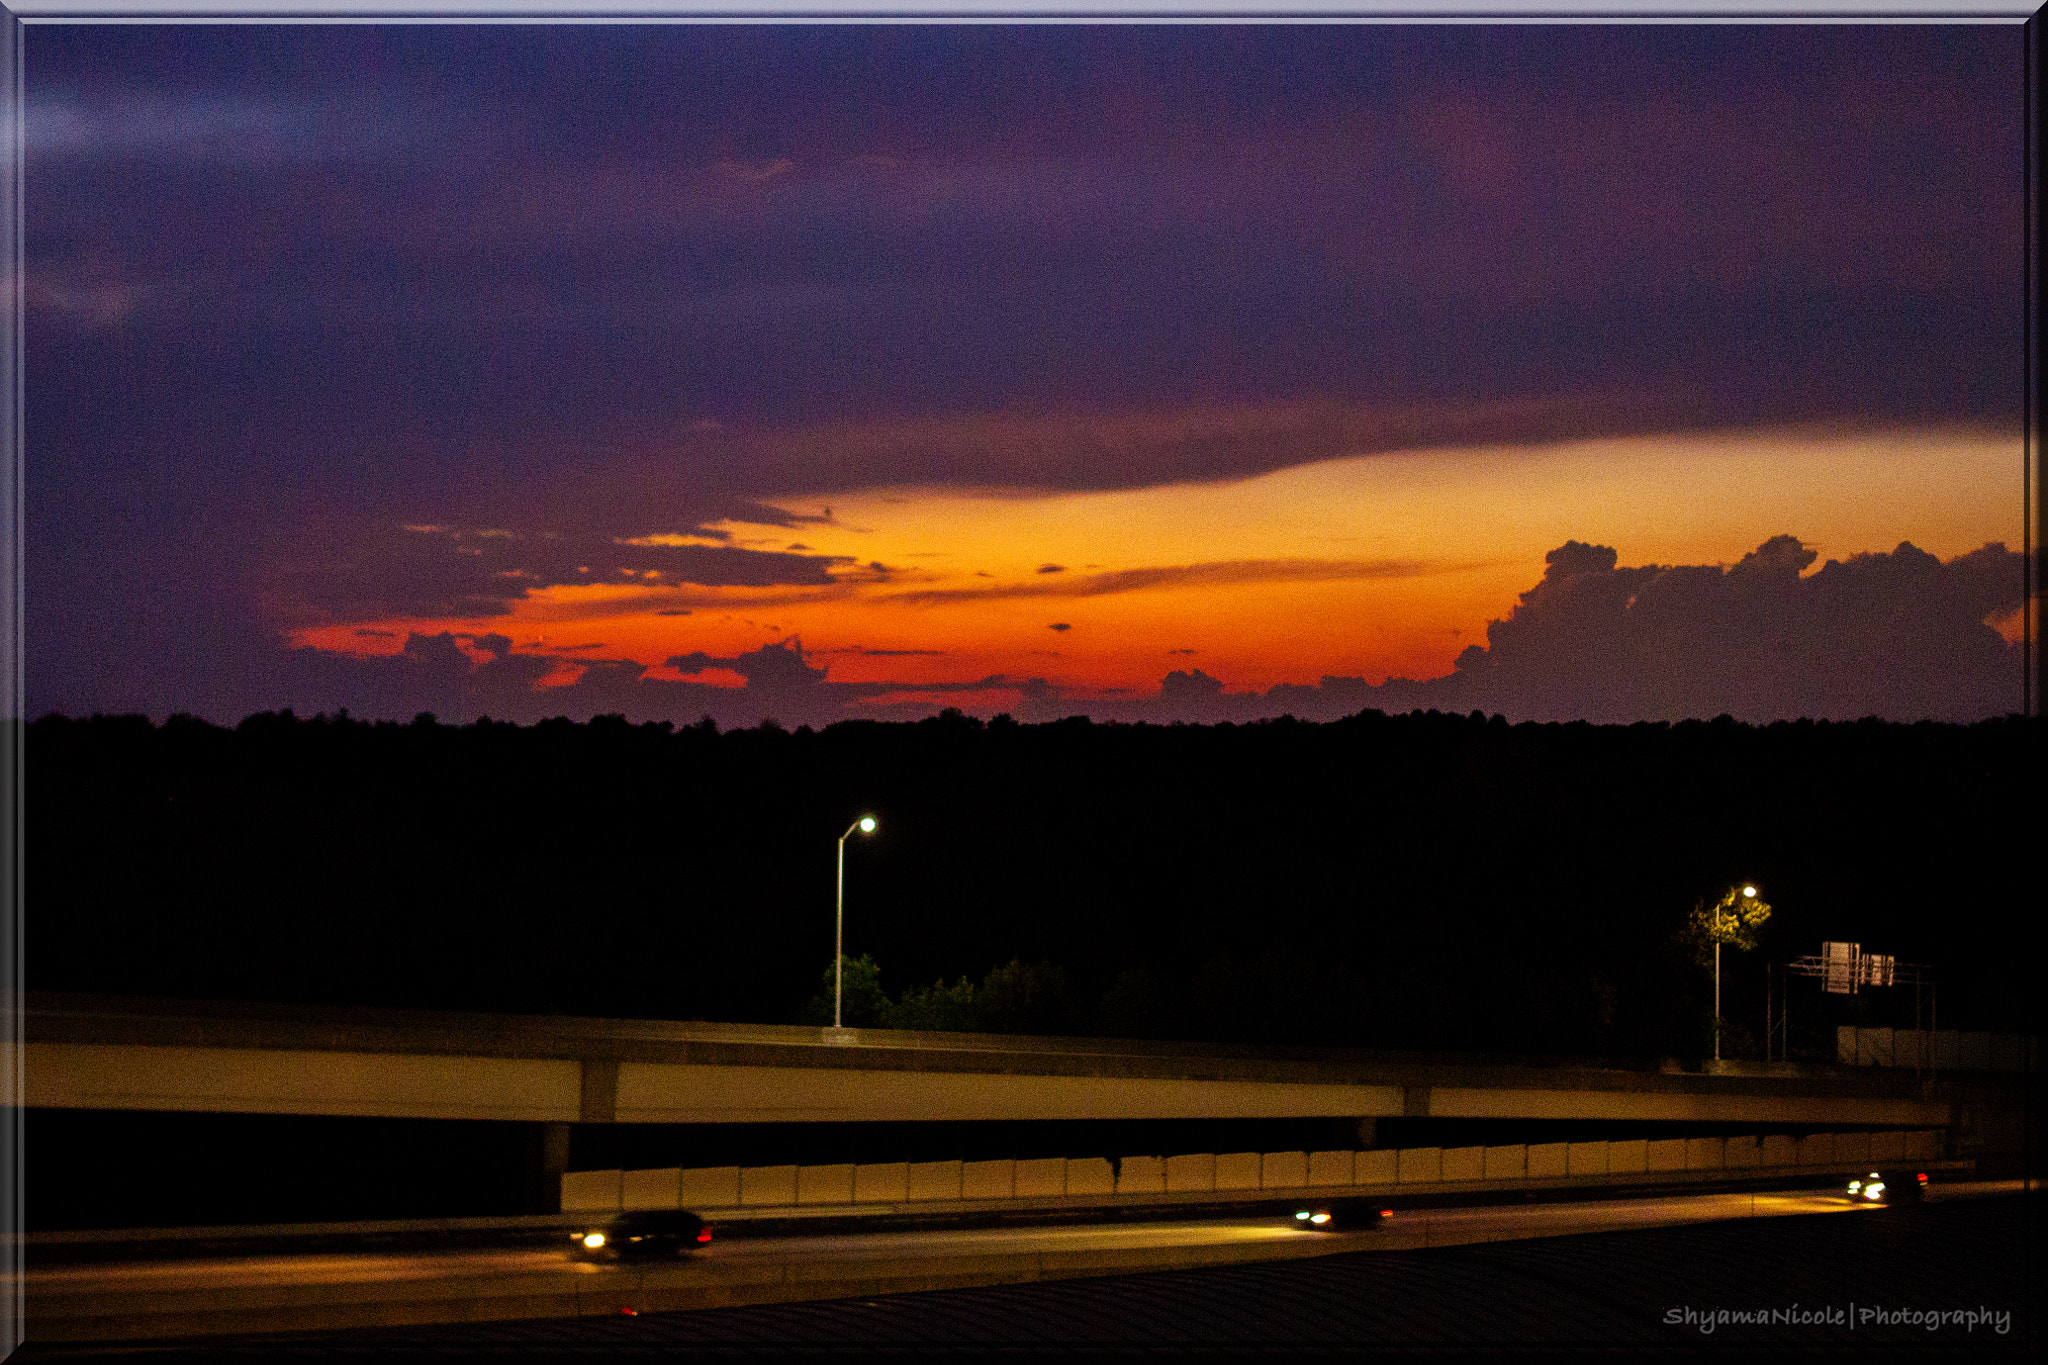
[21,708,2035,1058]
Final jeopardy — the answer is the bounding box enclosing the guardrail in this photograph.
[563,1129,1944,1213]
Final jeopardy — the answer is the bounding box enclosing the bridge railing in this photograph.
[562,1129,1944,1213]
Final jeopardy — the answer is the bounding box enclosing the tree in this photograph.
[974,958,1080,1035]
[885,976,979,1032]
[798,954,889,1027]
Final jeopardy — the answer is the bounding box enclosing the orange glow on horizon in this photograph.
[285,425,2021,705]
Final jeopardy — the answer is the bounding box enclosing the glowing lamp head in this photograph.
[582,1232,606,1249]
[1309,1212,1331,1225]
[859,817,876,833]
[1742,885,1757,898]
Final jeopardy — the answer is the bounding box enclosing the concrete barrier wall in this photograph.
[855,1162,909,1203]
[1565,1142,1607,1176]
[908,1160,962,1202]
[1014,1158,1064,1198]
[1260,1152,1307,1189]
[1067,1157,1115,1196]
[1309,1150,1354,1187]
[798,1164,853,1206]
[572,1127,1946,1211]
[680,1166,740,1209]
[1396,1147,1441,1183]
[962,1159,1012,1200]
[1355,1149,1397,1186]
[1165,1153,1215,1193]
[1117,1155,1166,1195]
[561,1168,621,1212]
[1441,1146,1484,1182]
[621,1167,680,1211]
[1483,1145,1526,1180]
[1215,1152,1261,1191]
[1840,1027,2038,1073]
[1854,1028,1893,1067]
[740,1165,797,1206]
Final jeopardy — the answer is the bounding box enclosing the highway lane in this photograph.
[20,1181,2026,1342]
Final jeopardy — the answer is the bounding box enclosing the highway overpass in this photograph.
[15,992,1957,1131]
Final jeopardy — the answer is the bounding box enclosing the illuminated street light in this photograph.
[835,816,879,1029]
[1716,884,1760,1062]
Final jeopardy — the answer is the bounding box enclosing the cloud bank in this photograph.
[79,536,2022,730]
[1179,537,2029,726]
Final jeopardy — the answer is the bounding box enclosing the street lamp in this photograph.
[1715,884,1759,1062]
[834,816,878,1029]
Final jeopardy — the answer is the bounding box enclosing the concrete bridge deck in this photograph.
[13,992,1955,1130]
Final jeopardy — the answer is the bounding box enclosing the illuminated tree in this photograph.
[1685,884,1772,1060]
[1685,884,1773,963]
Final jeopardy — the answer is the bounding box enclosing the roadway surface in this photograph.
[19,1181,2027,1349]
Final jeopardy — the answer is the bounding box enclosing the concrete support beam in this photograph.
[23,1044,581,1122]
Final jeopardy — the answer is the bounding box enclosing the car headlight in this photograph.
[582,1232,607,1249]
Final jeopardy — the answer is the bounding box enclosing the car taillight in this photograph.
[697,1228,713,1243]
[1917,1173,1928,1184]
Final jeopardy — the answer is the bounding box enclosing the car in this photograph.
[569,1209,713,1259]
[1845,1170,1928,1205]
[1291,1202,1396,1230]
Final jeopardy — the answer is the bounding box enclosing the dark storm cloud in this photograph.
[27,26,2020,494]
[1127,540,2029,727]
[261,522,848,625]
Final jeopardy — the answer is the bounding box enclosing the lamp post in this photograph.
[835,816,878,1029]
[1715,884,1759,1062]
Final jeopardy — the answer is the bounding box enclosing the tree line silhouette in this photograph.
[22,706,2034,1058]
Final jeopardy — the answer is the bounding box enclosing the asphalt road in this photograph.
[20,1180,2026,1348]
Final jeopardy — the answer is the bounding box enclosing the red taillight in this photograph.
[697,1227,713,1242]
[1379,1209,1393,1218]
[1917,1173,1928,1184]
[618,1307,638,1316]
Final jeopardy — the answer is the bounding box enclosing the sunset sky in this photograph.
[24,21,2031,726]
